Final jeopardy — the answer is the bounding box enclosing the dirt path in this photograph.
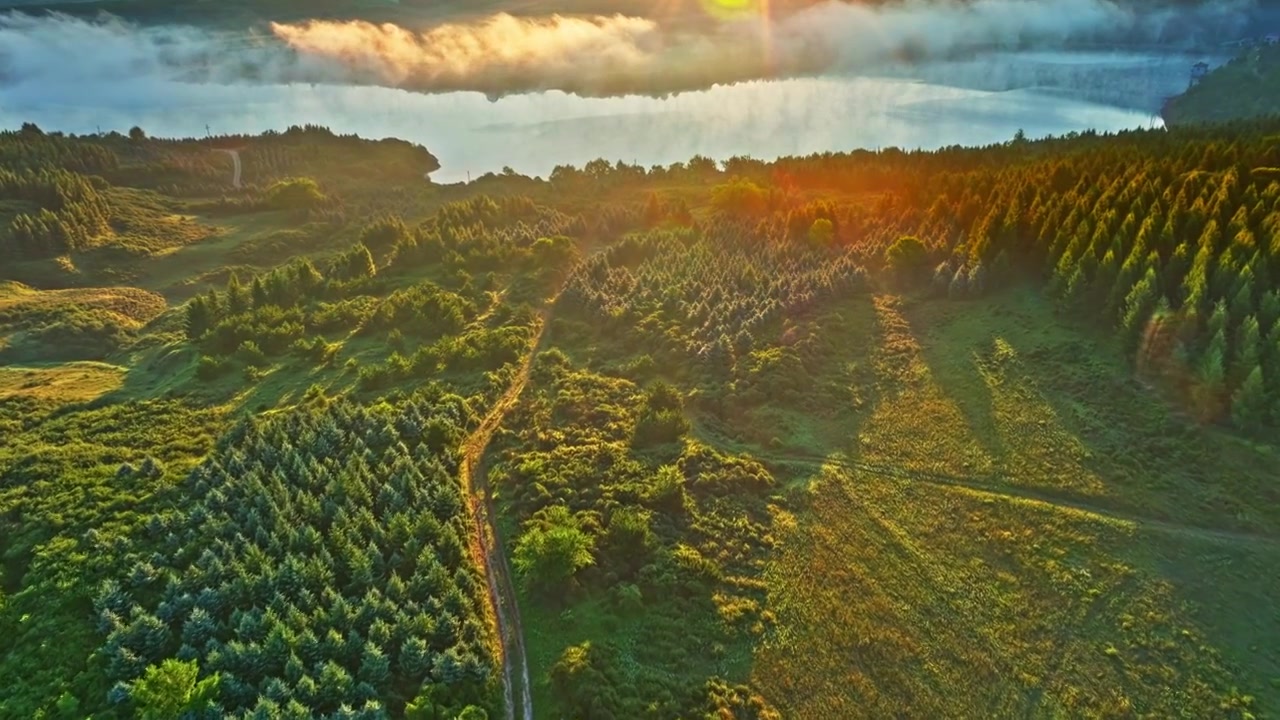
[215,148,242,189]
[458,246,600,720]
[756,452,1280,548]
[459,305,555,720]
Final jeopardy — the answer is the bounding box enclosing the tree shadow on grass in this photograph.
[747,456,1280,718]
[891,290,1280,715]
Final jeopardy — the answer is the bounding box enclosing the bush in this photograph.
[710,178,769,216]
[195,355,230,380]
[513,506,596,595]
[808,218,835,246]
[235,340,268,368]
[634,409,690,447]
[266,177,325,211]
[885,236,929,283]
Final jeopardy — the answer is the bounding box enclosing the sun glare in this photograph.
[699,0,765,20]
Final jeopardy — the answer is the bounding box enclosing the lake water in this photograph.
[0,50,1203,183]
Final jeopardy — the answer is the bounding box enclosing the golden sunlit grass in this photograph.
[0,362,126,403]
[733,288,1279,717]
[754,464,1273,718]
[0,281,167,329]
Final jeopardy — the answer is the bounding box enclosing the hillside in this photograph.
[1164,44,1280,126]
[2,120,1279,719]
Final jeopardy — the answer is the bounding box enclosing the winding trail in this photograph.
[458,247,599,720]
[755,452,1280,548]
[459,308,549,720]
[215,148,242,189]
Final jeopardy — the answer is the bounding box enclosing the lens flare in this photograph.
[699,0,762,20]
[697,0,775,76]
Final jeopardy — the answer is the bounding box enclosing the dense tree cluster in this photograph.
[558,226,868,377]
[0,126,118,175]
[1163,45,1280,126]
[889,130,1280,430]
[96,395,498,718]
[556,122,1280,432]
[391,196,582,282]
[0,168,113,258]
[239,125,440,188]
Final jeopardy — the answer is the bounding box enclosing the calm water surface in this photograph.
[0,51,1193,183]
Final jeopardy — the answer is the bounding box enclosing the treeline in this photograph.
[96,394,498,718]
[560,120,1280,433]
[0,124,118,175]
[0,168,112,258]
[902,132,1280,431]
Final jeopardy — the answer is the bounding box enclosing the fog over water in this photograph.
[0,5,1245,182]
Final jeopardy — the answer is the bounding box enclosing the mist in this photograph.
[269,0,1251,97]
[0,0,1254,99]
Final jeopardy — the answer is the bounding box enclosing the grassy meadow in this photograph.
[740,288,1279,718]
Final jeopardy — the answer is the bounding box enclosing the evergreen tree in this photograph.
[252,276,270,309]
[350,243,377,279]
[1237,315,1262,384]
[185,296,213,341]
[1261,290,1280,338]
[227,273,251,315]
[1232,366,1269,432]
[1120,269,1160,352]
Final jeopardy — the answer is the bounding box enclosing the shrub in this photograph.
[196,355,230,380]
[265,177,325,211]
[513,506,595,595]
[711,178,768,216]
[235,340,268,368]
[808,218,835,246]
[885,236,929,283]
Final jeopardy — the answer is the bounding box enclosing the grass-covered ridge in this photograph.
[2,118,1279,719]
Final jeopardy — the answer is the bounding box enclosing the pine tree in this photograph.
[350,243,377,279]
[227,273,250,315]
[251,276,270,309]
[185,296,212,341]
[1120,269,1159,352]
[643,192,663,227]
[1231,366,1268,432]
[1181,240,1214,316]
[1236,315,1262,385]
[1194,328,1229,423]
[1261,290,1280,338]
[357,641,390,691]
[295,260,324,297]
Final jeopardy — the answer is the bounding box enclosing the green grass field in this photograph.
[0,361,126,403]
[729,288,1280,717]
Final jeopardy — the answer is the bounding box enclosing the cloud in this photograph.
[0,0,1255,99]
[266,0,1253,97]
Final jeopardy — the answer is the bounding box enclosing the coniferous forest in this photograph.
[1,118,1279,720]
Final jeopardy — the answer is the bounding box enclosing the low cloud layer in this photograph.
[0,0,1256,99]
[266,0,1252,96]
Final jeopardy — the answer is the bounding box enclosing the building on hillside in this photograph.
[1266,33,1280,45]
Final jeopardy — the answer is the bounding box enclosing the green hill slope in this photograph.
[1165,45,1280,126]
